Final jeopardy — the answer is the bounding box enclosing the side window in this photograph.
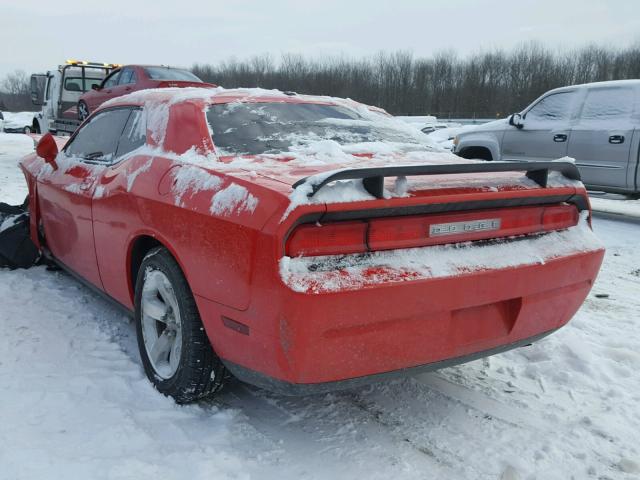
[525,92,576,123]
[65,109,131,162]
[115,109,146,157]
[103,70,121,88]
[579,88,635,124]
[118,68,134,85]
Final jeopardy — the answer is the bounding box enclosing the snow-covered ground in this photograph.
[1,133,639,479]
[590,194,640,219]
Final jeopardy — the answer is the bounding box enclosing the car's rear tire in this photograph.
[23,126,32,134]
[134,246,228,403]
[78,101,89,121]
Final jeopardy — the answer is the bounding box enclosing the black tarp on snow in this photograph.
[0,201,40,269]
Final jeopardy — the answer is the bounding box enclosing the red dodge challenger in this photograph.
[20,88,604,403]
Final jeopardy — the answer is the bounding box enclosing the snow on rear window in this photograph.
[206,102,433,156]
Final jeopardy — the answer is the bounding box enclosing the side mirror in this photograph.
[36,133,59,169]
[92,84,100,91]
[509,113,524,129]
[30,74,46,106]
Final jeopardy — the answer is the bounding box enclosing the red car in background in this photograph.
[21,88,604,403]
[77,65,212,120]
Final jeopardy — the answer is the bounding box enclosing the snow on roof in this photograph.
[101,86,352,110]
[547,79,640,94]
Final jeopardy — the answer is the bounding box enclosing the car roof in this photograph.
[101,87,346,110]
[546,79,640,94]
[120,64,193,69]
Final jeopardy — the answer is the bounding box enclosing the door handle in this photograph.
[609,135,625,144]
[553,134,567,142]
[125,86,132,91]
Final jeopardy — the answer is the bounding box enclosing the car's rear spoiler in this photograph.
[292,161,581,199]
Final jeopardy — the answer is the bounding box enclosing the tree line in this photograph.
[2,43,639,116]
[0,71,32,112]
[193,43,640,118]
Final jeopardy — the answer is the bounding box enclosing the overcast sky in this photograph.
[1,0,639,78]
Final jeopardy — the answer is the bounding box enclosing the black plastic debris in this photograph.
[0,201,40,269]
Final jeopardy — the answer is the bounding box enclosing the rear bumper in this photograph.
[222,328,557,395]
[197,246,604,392]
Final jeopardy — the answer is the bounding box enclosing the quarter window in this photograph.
[115,109,146,157]
[526,92,575,122]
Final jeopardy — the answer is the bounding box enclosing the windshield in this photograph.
[144,67,202,82]
[206,102,430,155]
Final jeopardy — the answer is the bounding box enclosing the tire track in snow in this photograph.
[214,383,455,479]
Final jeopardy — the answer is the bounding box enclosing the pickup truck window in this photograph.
[526,91,575,122]
[580,88,634,122]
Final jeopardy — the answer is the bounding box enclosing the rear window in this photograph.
[144,67,201,82]
[205,102,431,156]
[64,77,102,92]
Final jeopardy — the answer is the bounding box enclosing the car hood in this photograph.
[465,118,509,132]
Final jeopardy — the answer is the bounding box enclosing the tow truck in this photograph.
[30,60,121,135]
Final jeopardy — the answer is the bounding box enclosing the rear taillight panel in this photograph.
[286,221,367,257]
[285,203,580,257]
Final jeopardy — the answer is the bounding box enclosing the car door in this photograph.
[88,69,121,111]
[91,108,148,307]
[567,86,638,189]
[501,90,580,162]
[37,108,132,289]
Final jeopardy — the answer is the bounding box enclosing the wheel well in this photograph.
[458,146,493,161]
[129,235,163,299]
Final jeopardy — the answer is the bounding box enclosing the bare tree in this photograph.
[0,70,33,111]
[190,43,640,118]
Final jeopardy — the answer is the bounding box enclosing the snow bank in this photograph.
[280,213,603,293]
[590,196,640,218]
[1,111,35,131]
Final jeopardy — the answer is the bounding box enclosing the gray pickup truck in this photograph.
[453,80,640,196]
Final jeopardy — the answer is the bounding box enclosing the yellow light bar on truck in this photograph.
[65,59,122,68]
